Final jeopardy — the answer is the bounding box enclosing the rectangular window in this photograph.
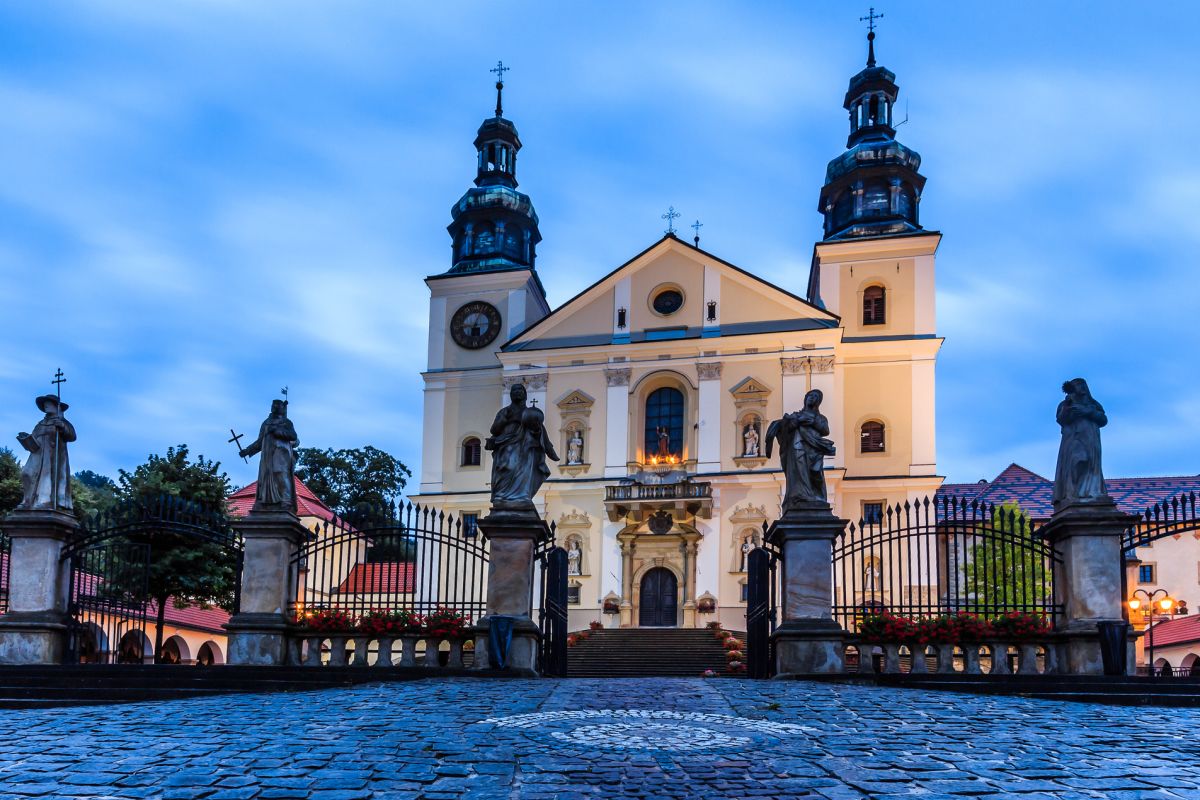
[740,583,748,602]
[567,585,581,605]
[1139,564,1156,584]
[462,512,479,538]
[617,308,627,329]
[862,502,884,526]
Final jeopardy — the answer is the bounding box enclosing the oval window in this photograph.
[652,289,684,315]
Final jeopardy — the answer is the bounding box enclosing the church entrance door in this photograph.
[638,567,678,627]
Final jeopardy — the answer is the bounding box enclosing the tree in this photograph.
[963,503,1052,614]
[117,446,238,663]
[295,446,412,515]
[71,470,118,519]
[0,448,21,517]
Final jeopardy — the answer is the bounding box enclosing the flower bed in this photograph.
[858,611,1050,646]
[292,607,473,639]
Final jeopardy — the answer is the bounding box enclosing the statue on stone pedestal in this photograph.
[486,384,559,514]
[16,394,76,512]
[1052,378,1108,509]
[766,389,836,513]
[240,399,300,513]
[566,430,584,465]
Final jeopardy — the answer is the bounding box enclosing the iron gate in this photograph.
[62,496,242,664]
[745,524,781,679]
[537,534,568,677]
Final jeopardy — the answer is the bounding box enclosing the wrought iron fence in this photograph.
[536,525,568,677]
[1122,490,1199,551]
[832,496,1061,632]
[292,502,489,625]
[0,526,9,615]
[62,495,242,664]
[745,524,780,679]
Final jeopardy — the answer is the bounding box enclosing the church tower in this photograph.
[808,18,942,496]
[421,63,550,494]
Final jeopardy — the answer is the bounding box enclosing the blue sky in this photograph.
[0,2,1196,491]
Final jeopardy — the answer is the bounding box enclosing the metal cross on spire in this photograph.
[281,386,289,402]
[52,368,66,399]
[491,60,509,117]
[662,206,681,236]
[860,7,883,67]
[691,219,703,247]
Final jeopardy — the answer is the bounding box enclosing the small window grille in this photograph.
[863,502,883,526]
[463,512,479,538]
[863,286,886,325]
[860,421,885,454]
[617,307,627,329]
[706,300,717,322]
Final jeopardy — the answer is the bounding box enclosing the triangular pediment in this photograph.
[503,236,839,353]
[556,389,595,410]
[730,377,772,399]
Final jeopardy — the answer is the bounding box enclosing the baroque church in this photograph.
[415,32,941,631]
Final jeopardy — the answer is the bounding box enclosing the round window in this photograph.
[652,289,684,315]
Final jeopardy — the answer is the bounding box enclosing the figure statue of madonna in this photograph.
[486,384,559,515]
[1052,378,1109,509]
[766,389,836,514]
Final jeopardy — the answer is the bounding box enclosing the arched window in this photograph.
[863,285,886,326]
[644,387,684,459]
[461,436,482,467]
[860,421,885,453]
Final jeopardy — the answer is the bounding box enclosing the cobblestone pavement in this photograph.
[1,678,1199,799]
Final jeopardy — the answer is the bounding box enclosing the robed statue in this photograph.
[1052,378,1108,508]
[16,394,76,512]
[240,398,300,513]
[486,384,558,514]
[766,389,836,513]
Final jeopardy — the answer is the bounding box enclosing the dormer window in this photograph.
[863,285,886,326]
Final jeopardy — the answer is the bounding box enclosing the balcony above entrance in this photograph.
[604,474,712,523]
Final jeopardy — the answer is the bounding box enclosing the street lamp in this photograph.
[1128,588,1175,676]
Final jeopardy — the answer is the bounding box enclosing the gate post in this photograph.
[474,512,549,676]
[0,509,79,664]
[768,505,848,677]
[1040,500,1132,675]
[225,511,309,666]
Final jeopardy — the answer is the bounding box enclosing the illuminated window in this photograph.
[644,387,684,458]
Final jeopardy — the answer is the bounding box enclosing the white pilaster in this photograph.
[419,380,446,493]
[426,296,447,371]
[780,359,806,413]
[820,258,842,315]
[601,520,623,601]
[613,276,632,342]
[913,254,936,335]
[507,287,528,339]
[697,362,722,472]
[910,359,936,476]
[693,517,720,600]
[604,368,631,477]
[702,264,720,335]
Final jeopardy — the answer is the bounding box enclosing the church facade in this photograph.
[415,36,944,631]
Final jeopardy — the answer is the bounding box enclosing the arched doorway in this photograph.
[639,568,678,627]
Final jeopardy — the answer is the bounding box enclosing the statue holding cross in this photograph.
[239,397,300,514]
[15,370,76,513]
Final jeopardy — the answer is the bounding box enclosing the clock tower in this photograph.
[421,64,549,493]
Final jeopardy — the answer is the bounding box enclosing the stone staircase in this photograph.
[567,628,744,678]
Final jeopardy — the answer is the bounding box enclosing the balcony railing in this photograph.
[605,482,712,503]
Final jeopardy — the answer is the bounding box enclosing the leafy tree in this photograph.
[963,503,1052,614]
[0,448,21,517]
[116,445,238,663]
[71,470,118,519]
[295,446,412,515]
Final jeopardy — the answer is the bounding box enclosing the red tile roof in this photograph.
[228,477,337,522]
[149,598,230,634]
[335,562,415,594]
[1149,615,1200,648]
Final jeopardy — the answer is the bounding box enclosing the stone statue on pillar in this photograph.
[485,384,558,517]
[240,399,299,514]
[16,394,76,513]
[1052,378,1109,510]
[766,389,836,514]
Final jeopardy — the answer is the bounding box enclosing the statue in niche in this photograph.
[486,384,559,513]
[566,429,584,465]
[1052,378,1109,508]
[767,389,836,513]
[567,539,582,576]
[742,420,760,457]
[240,399,300,513]
[16,393,76,512]
[740,536,754,571]
[864,560,882,592]
[656,426,671,459]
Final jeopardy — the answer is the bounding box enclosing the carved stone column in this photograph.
[1040,500,1133,675]
[681,535,700,628]
[0,509,79,664]
[226,511,310,666]
[473,512,550,675]
[618,533,635,627]
[768,505,848,676]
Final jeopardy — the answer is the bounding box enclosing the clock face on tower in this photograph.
[450,301,502,349]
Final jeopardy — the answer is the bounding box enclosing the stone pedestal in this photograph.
[473,511,549,676]
[767,505,847,677]
[225,511,310,666]
[0,509,79,665]
[1040,499,1133,675]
